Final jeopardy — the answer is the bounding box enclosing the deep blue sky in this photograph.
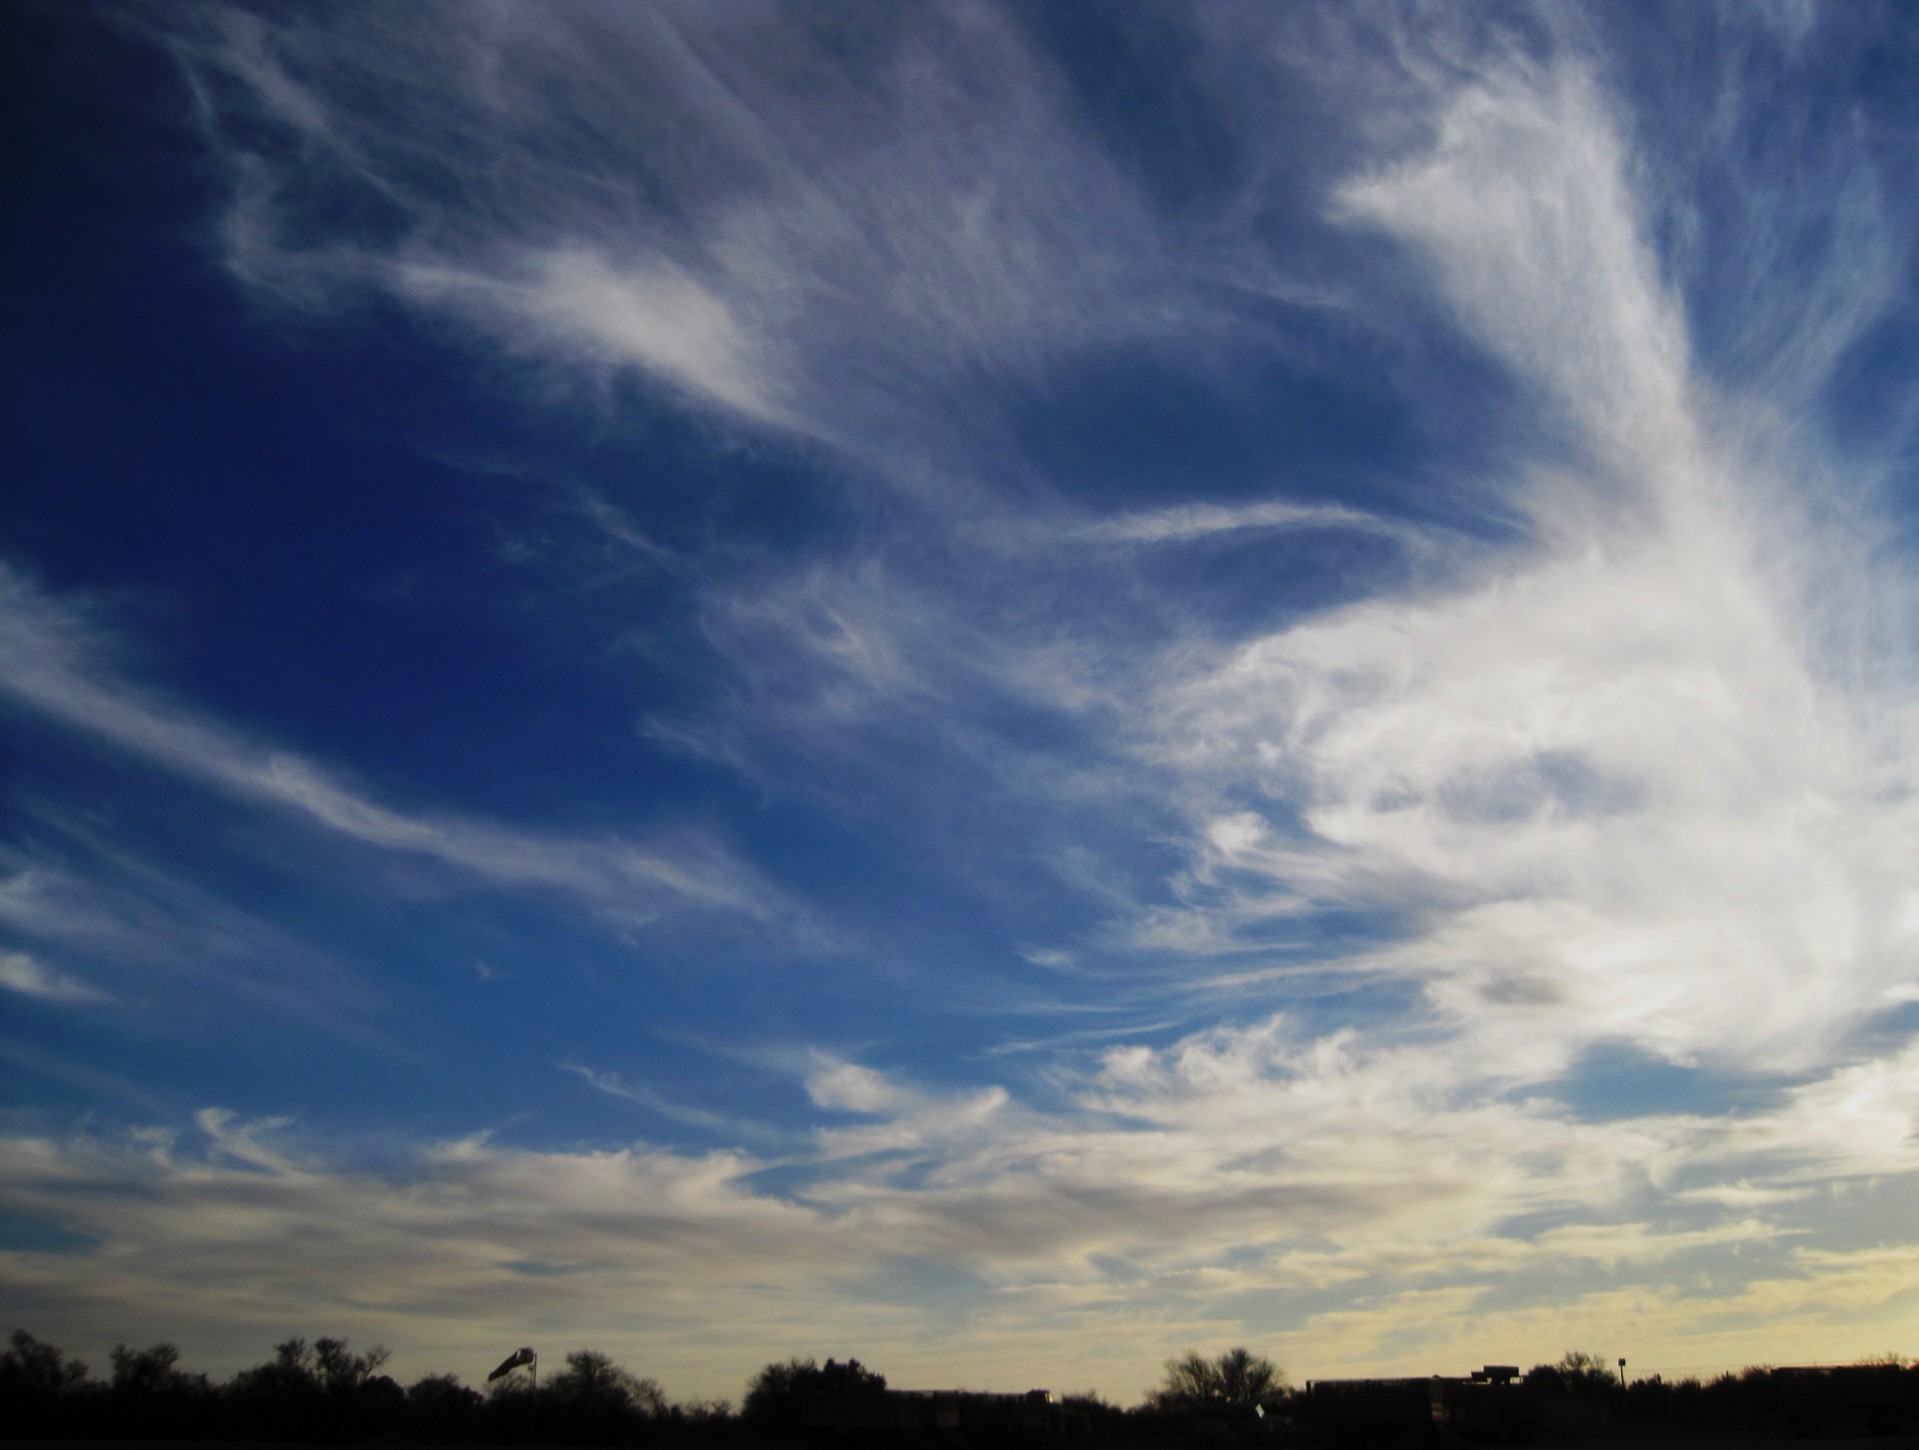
[4,0,1917,1400]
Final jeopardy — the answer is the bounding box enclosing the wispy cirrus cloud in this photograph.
[0,949,107,1006]
[97,7,1909,1027]
[1073,499,1422,548]
[563,1062,786,1148]
[394,250,787,428]
[1336,64,1694,480]
[1128,53,1919,1084]
[159,1,1201,471]
[0,832,384,1038]
[641,44,1919,1107]
[0,563,813,937]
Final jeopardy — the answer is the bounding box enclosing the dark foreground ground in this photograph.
[14,1436,1918,1450]
[1528,1435,1915,1447]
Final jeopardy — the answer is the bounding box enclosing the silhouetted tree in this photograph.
[232,1339,319,1396]
[499,1348,669,1445]
[225,1335,399,1440]
[744,1357,886,1438]
[1147,1347,1287,1414]
[227,1338,325,1440]
[1057,1390,1128,1445]
[743,1357,811,1433]
[821,1358,886,1394]
[2,1329,91,1400]
[550,1348,666,1414]
[1,1330,98,1436]
[559,1349,664,1412]
[406,1372,484,1440]
[314,1336,392,1392]
[671,1396,736,1423]
[111,1343,185,1396]
[1524,1349,1617,1395]
[108,1342,213,1438]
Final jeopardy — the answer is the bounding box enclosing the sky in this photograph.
[3,0,1917,1405]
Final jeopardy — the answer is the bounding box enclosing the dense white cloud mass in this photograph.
[4,0,1917,1405]
[1150,62,1919,1077]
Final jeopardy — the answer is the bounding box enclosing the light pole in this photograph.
[488,1348,539,1444]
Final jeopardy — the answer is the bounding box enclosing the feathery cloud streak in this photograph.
[0,564,807,934]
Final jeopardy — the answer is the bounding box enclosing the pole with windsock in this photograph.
[488,1347,537,1441]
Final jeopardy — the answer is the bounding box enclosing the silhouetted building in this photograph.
[1775,1363,1907,1438]
[1302,1366,1540,1447]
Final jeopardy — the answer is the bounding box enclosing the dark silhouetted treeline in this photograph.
[1511,1349,1916,1436]
[5,1329,1914,1444]
[1,1333,731,1445]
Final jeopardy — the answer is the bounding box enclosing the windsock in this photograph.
[488,1347,537,1381]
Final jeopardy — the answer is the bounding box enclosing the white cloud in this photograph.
[1074,499,1421,548]
[5,1024,1913,1398]
[394,249,787,426]
[160,1,1195,465]
[0,1117,844,1394]
[0,842,381,1034]
[0,949,107,1005]
[1337,64,1693,482]
[1135,59,1919,1080]
[564,1063,782,1145]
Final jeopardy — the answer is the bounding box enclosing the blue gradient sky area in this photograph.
[4,0,1917,1401]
